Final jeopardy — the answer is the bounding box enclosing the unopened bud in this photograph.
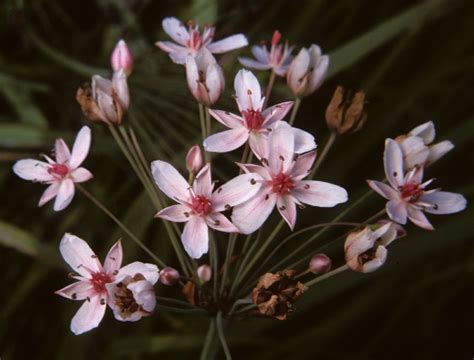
[325,86,367,135]
[111,39,134,76]
[159,266,180,286]
[197,264,212,283]
[186,145,203,174]
[309,253,332,274]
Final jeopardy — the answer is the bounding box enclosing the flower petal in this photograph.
[291,151,316,180]
[236,163,272,180]
[162,17,189,45]
[261,101,294,127]
[207,34,248,54]
[268,122,295,173]
[276,195,297,230]
[13,159,53,182]
[151,160,190,203]
[232,188,276,234]
[59,233,102,277]
[185,53,199,95]
[292,127,316,154]
[54,179,75,211]
[55,138,71,164]
[419,191,467,215]
[117,261,159,284]
[238,57,271,70]
[71,167,93,183]
[168,49,190,65]
[361,246,387,273]
[55,281,95,300]
[251,45,269,63]
[156,204,191,222]
[292,180,348,207]
[193,164,213,197]
[155,41,186,54]
[308,53,329,92]
[427,140,454,164]
[287,48,310,94]
[208,109,244,129]
[248,132,269,160]
[38,182,60,207]
[70,295,107,335]
[211,173,262,212]
[206,63,224,104]
[407,206,434,230]
[69,126,91,169]
[386,200,407,225]
[103,240,123,275]
[384,138,404,188]
[408,121,435,144]
[234,69,262,112]
[206,213,239,233]
[367,180,398,200]
[203,128,249,153]
[182,216,209,259]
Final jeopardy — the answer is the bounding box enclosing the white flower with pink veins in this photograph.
[204,69,315,159]
[151,161,262,259]
[55,234,159,334]
[232,122,348,233]
[155,17,248,64]
[13,126,93,211]
[238,30,294,76]
[367,139,466,230]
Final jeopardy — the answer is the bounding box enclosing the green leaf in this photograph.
[189,0,218,24]
[0,124,47,148]
[0,220,40,257]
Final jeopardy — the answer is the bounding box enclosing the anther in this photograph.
[250,178,256,185]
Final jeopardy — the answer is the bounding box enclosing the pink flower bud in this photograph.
[111,39,133,76]
[309,253,332,274]
[197,264,212,283]
[186,145,203,174]
[159,266,180,286]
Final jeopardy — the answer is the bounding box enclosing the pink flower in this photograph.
[367,139,466,230]
[185,48,225,105]
[92,70,130,124]
[238,30,293,76]
[13,126,92,211]
[344,221,404,273]
[287,44,329,97]
[232,122,348,233]
[111,39,134,76]
[55,234,160,334]
[151,161,262,258]
[203,69,315,158]
[395,121,454,170]
[155,17,248,65]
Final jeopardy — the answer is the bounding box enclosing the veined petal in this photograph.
[308,54,329,92]
[103,240,123,275]
[54,179,75,211]
[409,121,435,144]
[419,191,467,215]
[69,127,91,169]
[248,132,269,160]
[38,182,60,207]
[182,216,209,259]
[156,204,191,222]
[292,127,316,154]
[208,109,244,129]
[169,49,190,65]
[162,17,189,45]
[207,34,248,54]
[203,128,249,153]
[262,101,294,127]
[59,233,102,278]
[367,180,398,200]
[238,57,271,70]
[13,159,53,183]
[117,261,159,285]
[386,200,407,225]
[155,41,186,53]
[206,213,239,233]
[236,163,272,180]
[70,295,107,335]
[384,139,404,188]
[276,195,297,230]
[427,140,454,164]
[234,69,262,112]
[291,151,316,179]
[407,206,434,230]
[151,160,190,203]
[232,188,276,234]
[206,63,224,104]
[268,122,295,173]
[193,164,213,197]
[112,70,130,109]
[55,281,95,300]
[71,167,93,183]
[292,180,348,207]
[185,54,199,95]
[55,138,71,164]
[287,48,310,94]
[211,173,262,211]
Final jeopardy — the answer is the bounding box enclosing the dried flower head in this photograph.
[325,86,367,135]
[251,270,306,320]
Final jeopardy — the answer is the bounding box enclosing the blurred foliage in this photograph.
[1,0,473,359]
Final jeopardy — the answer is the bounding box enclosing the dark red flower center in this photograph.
[242,110,265,130]
[401,182,424,202]
[90,272,113,293]
[191,195,212,215]
[49,163,69,177]
[188,30,203,51]
[272,173,294,194]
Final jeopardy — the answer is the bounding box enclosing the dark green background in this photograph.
[1,0,473,359]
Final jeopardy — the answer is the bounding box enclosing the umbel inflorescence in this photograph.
[12,16,466,356]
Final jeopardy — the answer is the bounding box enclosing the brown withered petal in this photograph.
[325,86,367,135]
[182,280,196,305]
[252,270,306,320]
[76,85,109,124]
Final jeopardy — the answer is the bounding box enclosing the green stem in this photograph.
[263,71,277,108]
[216,312,232,360]
[305,265,348,287]
[76,184,166,268]
[155,304,207,315]
[199,104,210,163]
[200,319,218,360]
[288,97,301,125]
[209,232,218,300]
[228,298,252,316]
[156,296,198,308]
[220,233,237,297]
[310,132,337,178]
